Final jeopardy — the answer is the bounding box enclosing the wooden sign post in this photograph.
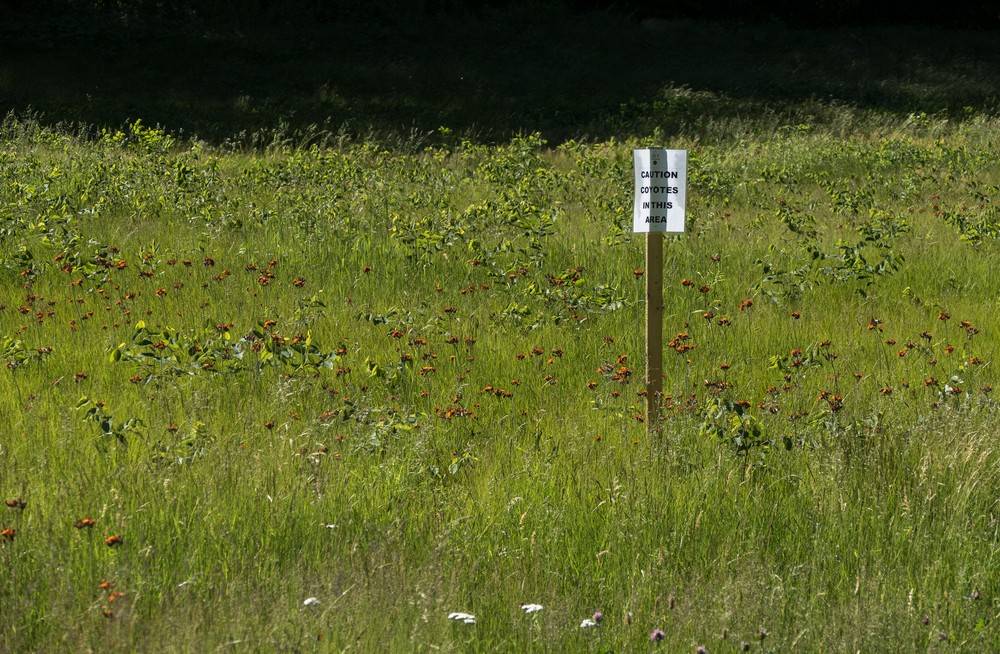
[633,148,687,432]
[645,230,664,426]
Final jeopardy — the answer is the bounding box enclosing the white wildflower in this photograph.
[520,603,544,614]
[303,597,320,607]
[448,612,476,624]
[580,618,598,628]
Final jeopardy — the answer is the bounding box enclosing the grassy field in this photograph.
[1,11,999,653]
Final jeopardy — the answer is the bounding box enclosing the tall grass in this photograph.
[1,34,999,651]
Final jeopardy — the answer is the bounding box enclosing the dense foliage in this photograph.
[2,0,998,31]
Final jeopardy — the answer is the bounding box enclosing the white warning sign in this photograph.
[633,148,686,233]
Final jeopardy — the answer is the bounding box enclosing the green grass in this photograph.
[1,13,999,653]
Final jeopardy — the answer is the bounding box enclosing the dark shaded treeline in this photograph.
[1,1,997,147]
[600,0,998,28]
[1,0,998,37]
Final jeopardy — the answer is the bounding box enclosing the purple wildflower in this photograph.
[650,628,666,642]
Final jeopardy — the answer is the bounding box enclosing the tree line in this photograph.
[1,0,996,33]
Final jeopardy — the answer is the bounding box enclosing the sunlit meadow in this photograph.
[1,85,999,650]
